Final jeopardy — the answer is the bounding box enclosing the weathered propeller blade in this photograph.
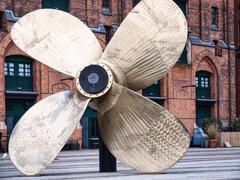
[9,91,90,175]
[100,0,187,90]
[9,0,189,175]
[11,9,102,77]
[97,82,190,172]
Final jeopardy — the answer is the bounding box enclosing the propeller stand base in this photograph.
[99,136,117,172]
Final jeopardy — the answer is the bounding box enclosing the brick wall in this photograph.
[235,0,240,118]
[187,0,236,127]
[0,0,238,142]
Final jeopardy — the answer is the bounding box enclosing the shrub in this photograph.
[207,124,217,139]
[202,117,217,132]
[232,117,240,132]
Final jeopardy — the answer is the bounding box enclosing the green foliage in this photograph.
[202,117,217,132]
[207,124,217,139]
[231,117,240,132]
[202,117,218,139]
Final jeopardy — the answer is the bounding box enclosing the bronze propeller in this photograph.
[9,0,190,175]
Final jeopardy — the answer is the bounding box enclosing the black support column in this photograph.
[99,135,116,172]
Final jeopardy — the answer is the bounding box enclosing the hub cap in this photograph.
[76,63,113,98]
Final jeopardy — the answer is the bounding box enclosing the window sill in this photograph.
[145,96,166,100]
[196,98,216,105]
[102,8,112,16]
[145,96,166,105]
[211,24,218,31]
[6,90,38,99]
[177,61,188,65]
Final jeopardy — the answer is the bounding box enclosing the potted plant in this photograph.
[207,124,217,148]
[202,117,217,132]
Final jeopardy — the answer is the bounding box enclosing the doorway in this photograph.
[6,99,34,135]
[82,107,99,149]
[196,105,211,128]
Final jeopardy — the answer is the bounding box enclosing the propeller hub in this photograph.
[76,63,113,98]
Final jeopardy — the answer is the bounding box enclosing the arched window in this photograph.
[5,56,33,91]
[196,71,211,99]
[42,0,69,12]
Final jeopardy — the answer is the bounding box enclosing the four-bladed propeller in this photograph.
[9,0,190,175]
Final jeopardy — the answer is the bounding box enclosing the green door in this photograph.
[88,117,99,149]
[42,0,69,12]
[6,99,34,135]
[196,105,211,127]
[82,107,99,149]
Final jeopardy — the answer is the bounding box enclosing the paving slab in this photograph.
[1,148,240,180]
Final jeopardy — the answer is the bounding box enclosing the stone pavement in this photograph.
[0,148,240,180]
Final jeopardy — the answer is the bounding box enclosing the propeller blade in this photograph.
[11,9,102,77]
[97,82,190,172]
[9,91,90,175]
[100,0,187,90]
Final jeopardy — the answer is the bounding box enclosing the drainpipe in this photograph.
[226,0,232,124]
[217,70,220,127]
[120,0,125,22]
[222,0,226,42]
[236,1,240,118]
[12,0,14,13]
[85,0,88,26]
[216,0,226,127]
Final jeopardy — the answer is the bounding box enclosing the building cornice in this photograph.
[4,10,119,34]
[190,36,235,50]
[4,10,235,49]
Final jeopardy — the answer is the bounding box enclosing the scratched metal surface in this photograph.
[9,91,90,175]
[11,9,102,77]
[100,0,187,91]
[98,82,190,173]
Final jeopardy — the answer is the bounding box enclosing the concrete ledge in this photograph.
[90,24,106,34]
[221,132,240,147]
[4,9,234,50]
[6,90,38,99]
[190,36,235,50]
[4,10,20,22]
[102,7,112,16]
[3,10,110,35]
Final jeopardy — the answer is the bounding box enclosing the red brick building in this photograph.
[0,0,238,149]
[235,0,240,118]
